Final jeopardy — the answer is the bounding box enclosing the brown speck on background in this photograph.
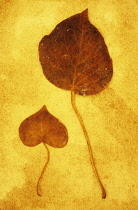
[0,0,138,209]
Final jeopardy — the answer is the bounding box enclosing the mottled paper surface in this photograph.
[0,0,138,209]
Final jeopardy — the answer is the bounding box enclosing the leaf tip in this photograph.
[41,105,47,111]
[82,8,88,15]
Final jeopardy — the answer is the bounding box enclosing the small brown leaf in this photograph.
[39,9,113,96]
[19,105,68,148]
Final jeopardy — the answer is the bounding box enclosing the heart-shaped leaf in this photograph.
[19,105,68,148]
[39,9,113,96]
[38,9,113,199]
[19,105,68,196]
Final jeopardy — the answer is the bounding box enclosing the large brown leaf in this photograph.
[39,9,113,95]
[19,105,68,148]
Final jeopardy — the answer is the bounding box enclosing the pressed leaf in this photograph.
[38,9,113,199]
[19,105,68,148]
[39,9,113,96]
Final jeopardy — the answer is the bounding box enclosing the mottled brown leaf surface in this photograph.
[39,9,113,95]
[1,0,138,209]
[19,105,68,148]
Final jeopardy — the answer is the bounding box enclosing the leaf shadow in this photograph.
[92,87,138,155]
[0,164,51,210]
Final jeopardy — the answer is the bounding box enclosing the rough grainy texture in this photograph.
[39,9,113,96]
[0,0,138,209]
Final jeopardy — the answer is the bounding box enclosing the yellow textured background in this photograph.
[0,0,138,209]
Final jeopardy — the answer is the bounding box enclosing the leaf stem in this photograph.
[71,91,106,199]
[37,143,50,197]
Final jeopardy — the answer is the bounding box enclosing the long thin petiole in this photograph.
[71,91,106,199]
[37,143,50,197]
